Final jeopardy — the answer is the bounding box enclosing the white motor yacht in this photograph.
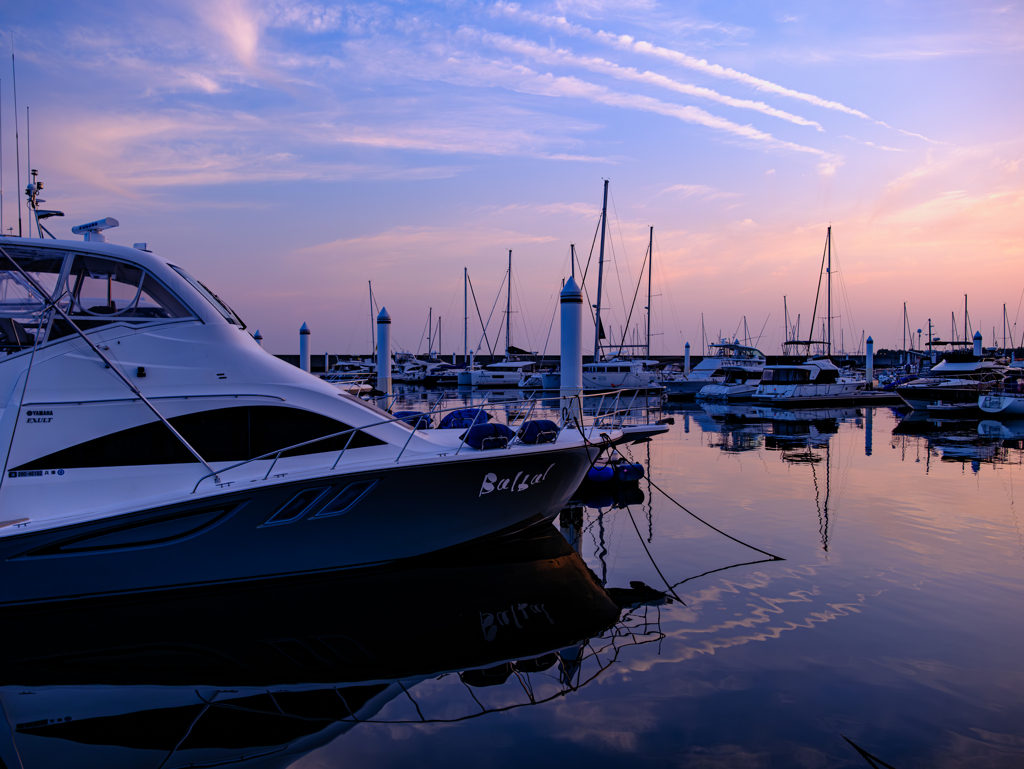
[753,358,867,405]
[459,358,535,387]
[582,359,658,391]
[696,367,763,402]
[896,354,1007,411]
[663,342,766,399]
[0,232,611,606]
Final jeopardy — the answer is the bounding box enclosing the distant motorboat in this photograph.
[662,342,766,399]
[896,354,1008,410]
[753,358,868,406]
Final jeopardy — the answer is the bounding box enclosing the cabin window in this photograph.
[62,255,193,323]
[765,368,811,383]
[815,369,838,383]
[11,406,386,471]
[0,246,68,351]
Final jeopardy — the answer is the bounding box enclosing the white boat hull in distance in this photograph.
[979,393,1024,416]
[753,380,866,405]
[696,382,759,402]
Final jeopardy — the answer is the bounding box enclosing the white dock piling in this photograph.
[973,331,983,357]
[299,322,310,372]
[684,342,691,375]
[865,336,874,388]
[253,329,263,348]
[560,276,583,398]
[377,307,392,401]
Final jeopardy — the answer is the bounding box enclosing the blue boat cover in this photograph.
[461,423,516,450]
[517,419,559,444]
[393,410,432,429]
[439,408,492,429]
[613,462,645,482]
[586,465,615,483]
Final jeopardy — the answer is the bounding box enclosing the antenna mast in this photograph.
[25,105,31,239]
[11,39,22,238]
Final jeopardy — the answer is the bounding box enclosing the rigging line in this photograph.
[510,262,534,352]
[157,691,216,769]
[397,680,427,722]
[466,274,494,357]
[623,499,684,603]
[645,476,783,560]
[754,313,771,348]
[616,443,783,559]
[615,243,649,357]
[0,287,55,488]
[606,192,635,321]
[579,211,604,346]
[671,556,780,590]
[415,312,428,356]
[807,229,829,349]
[839,734,898,769]
[603,213,629,340]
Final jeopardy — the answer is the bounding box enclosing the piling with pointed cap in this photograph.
[253,329,263,348]
[684,342,691,375]
[973,330,983,357]
[865,336,874,388]
[560,275,583,396]
[377,307,392,401]
[299,322,310,373]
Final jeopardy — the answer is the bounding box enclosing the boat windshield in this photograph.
[0,246,193,350]
[169,264,246,328]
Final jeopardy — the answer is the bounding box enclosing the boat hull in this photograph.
[897,385,988,410]
[0,445,596,607]
[978,393,1024,416]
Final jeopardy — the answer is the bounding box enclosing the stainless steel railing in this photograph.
[191,388,662,492]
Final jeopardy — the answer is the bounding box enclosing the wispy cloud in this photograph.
[840,135,907,152]
[495,2,880,124]
[475,30,825,130]
[661,184,740,201]
[348,41,839,166]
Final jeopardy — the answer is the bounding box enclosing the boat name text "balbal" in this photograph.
[479,463,555,497]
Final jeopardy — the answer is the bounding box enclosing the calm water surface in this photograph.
[304,396,1024,768]
[5,393,1023,768]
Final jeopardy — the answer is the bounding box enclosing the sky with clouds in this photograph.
[1,0,1022,355]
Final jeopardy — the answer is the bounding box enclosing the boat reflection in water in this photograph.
[0,524,671,769]
[892,411,1024,473]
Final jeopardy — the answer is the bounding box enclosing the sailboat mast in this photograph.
[646,224,653,358]
[463,267,468,362]
[505,249,512,356]
[428,307,432,356]
[826,225,832,357]
[593,180,609,362]
[368,280,374,355]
